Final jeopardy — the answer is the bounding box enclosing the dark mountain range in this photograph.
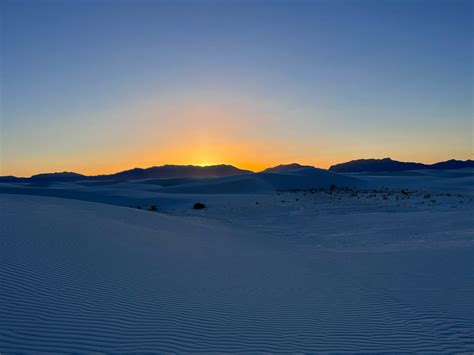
[261,163,313,173]
[93,164,252,180]
[329,158,474,173]
[0,165,252,183]
[31,172,87,182]
[0,176,26,183]
[1,159,472,183]
[429,159,474,170]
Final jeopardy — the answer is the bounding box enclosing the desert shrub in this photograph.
[193,202,206,209]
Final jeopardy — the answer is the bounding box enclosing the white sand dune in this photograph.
[1,193,473,353]
[1,168,471,209]
[160,167,365,194]
[0,168,363,212]
[350,168,474,192]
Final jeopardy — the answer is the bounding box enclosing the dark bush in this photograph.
[193,202,206,209]
[149,205,157,212]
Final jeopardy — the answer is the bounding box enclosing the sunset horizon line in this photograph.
[2,156,473,178]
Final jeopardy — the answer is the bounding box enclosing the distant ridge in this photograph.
[0,165,252,183]
[0,172,86,183]
[31,172,86,181]
[429,159,474,170]
[1,159,472,183]
[329,158,474,173]
[261,163,313,173]
[93,164,252,180]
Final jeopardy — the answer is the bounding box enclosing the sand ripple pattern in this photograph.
[1,195,473,353]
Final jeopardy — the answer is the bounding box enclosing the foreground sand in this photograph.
[1,188,473,352]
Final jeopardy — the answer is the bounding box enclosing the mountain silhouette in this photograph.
[261,163,313,173]
[0,172,86,183]
[1,159,472,183]
[0,165,252,183]
[329,158,474,173]
[93,164,252,180]
[31,172,87,181]
[429,159,474,170]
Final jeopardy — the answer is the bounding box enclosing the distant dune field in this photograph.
[1,168,473,352]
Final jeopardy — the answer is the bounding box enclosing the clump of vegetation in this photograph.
[424,193,431,199]
[130,205,158,212]
[193,202,206,209]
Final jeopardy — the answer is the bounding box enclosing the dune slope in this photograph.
[161,167,365,194]
[1,194,473,352]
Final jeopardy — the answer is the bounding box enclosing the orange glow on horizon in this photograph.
[2,96,470,178]
[1,151,335,177]
[3,151,471,178]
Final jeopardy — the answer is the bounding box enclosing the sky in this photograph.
[1,0,472,176]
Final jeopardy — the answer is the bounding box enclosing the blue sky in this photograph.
[1,0,472,175]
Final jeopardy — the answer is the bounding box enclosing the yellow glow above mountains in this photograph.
[2,95,471,177]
